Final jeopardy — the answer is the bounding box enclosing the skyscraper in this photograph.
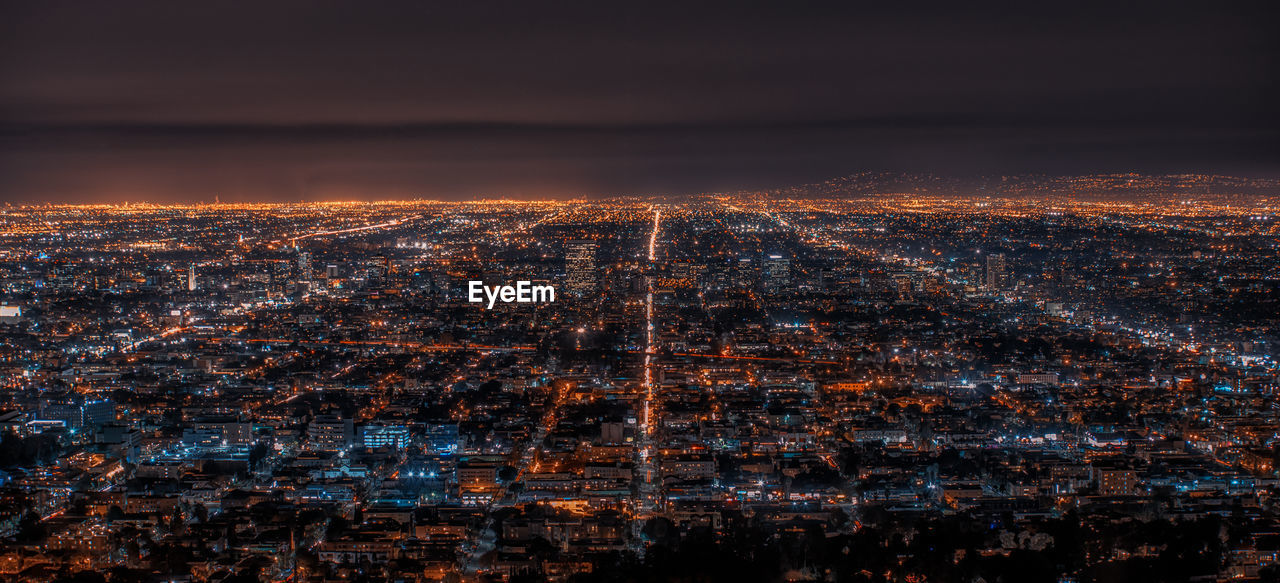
[985,253,1007,290]
[187,263,197,291]
[763,254,790,292]
[565,241,599,294]
[298,251,312,284]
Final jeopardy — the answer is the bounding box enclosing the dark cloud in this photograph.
[1,1,1277,201]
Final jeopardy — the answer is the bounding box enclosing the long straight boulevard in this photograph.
[635,207,663,522]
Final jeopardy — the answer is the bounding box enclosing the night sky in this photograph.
[1,1,1277,202]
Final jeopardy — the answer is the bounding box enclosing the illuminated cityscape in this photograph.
[3,1,1280,581]
[0,178,1275,582]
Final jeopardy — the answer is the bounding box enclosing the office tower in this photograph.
[269,260,290,295]
[82,399,117,428]
[763,254,790,292]
[361,423,410,449]
[732,257,755,288]
[39,399,83,429]
[298,251,312,284]
[307,414,354,451]
[894,274,914,296]
[187,263,197,291]
[565,240,599,294]
[818,268,835,290]
[985,253,1007,290]
[368,254,389,279]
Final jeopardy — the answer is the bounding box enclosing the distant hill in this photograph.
[751,172,1280,200]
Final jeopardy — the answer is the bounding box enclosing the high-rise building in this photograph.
[893,274,914,296]
[298,251,312,284]
[732,257,755,288]
[368,254,389,280]
[307,415,354,451]
[985,253,1007,290]
[270,260,291,295]
[187,263,197,291]
[763,254,790,292]
[565,241,599,294]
